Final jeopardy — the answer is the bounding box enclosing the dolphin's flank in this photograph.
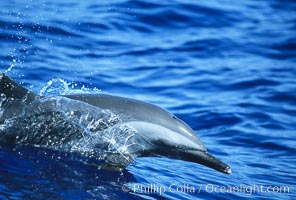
[0,73,231,174]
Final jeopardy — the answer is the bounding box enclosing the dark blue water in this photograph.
[0,0,295,199]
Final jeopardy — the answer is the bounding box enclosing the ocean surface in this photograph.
[0,0,295,199]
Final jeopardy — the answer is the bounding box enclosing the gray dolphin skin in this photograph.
[0,73,231,174]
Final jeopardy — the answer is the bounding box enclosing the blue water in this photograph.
[0,0,295,199]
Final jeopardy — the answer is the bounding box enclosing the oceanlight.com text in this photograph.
[122,183,290,196]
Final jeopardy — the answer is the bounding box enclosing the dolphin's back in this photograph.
[65,94,167,121]
[0,73,37,103]
[65,94,206,150]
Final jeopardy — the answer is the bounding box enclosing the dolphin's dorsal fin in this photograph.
[0,73,38,104]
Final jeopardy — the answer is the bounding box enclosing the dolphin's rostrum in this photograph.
[0,73,231,174]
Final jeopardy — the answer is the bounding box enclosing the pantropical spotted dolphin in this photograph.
[0,73,231,174]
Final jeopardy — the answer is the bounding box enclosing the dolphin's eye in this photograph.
[172,115,177,119]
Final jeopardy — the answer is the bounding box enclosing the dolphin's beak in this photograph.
[184,149,231,174]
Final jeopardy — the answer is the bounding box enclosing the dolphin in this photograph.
[0,73,231,174]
